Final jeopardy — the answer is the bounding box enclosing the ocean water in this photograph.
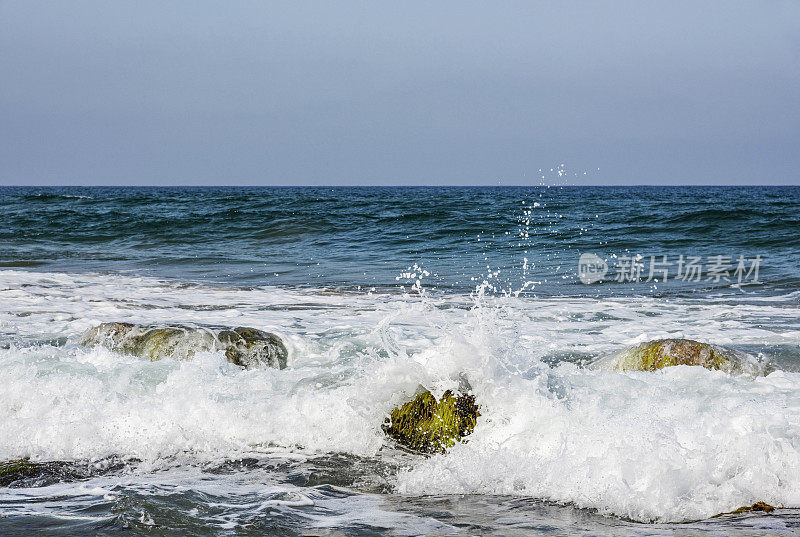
[1,185,799,536]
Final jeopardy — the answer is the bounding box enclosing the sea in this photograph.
[0,185,799,536]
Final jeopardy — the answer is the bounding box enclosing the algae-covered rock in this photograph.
[713,501,775,517]
[0,460,44,486]
[593,338,763,375]
[1,458,127,487]
[383,389,479,454]
[80,322,287,369]
[218,327,288,369]
[730,501,775,514]
[0,459,81,487]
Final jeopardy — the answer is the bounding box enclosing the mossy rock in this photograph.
[0,458,128,487]
[0,460,44,486]
[218,327,288,369]
[730,501,775,514]
[0,459,80,487]
[713,501,775,517]
[383,389,479,454]
[594,339,761,375]
[80,323,287,369]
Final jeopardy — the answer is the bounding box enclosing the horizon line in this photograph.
[1,183,799,188]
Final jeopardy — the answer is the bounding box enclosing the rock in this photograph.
[593,338,763,375]
[0,459,80,487]
[217,327,288,369]
[0,458,126,487]
[383,389,479,454]
[0,460,44,486]
[713,501,775,517]
[730,501,775,514]
[80,322,287,369]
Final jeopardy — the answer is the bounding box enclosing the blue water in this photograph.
[2,186,799,297]
[1,185,800,536]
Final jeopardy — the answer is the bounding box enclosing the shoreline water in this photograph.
[1,187,799,535]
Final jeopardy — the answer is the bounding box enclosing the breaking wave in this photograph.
[2,270,800,523]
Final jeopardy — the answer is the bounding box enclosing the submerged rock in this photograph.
[383,389,479,454]
[593,338,763,375]
[80,322,287,369]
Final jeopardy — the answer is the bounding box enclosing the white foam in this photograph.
[1,269,799,522]
[397,365,800,522]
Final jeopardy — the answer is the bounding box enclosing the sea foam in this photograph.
[1,270,799,522]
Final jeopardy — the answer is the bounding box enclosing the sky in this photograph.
[1,1,799,186]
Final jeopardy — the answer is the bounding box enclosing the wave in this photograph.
[661,207,764,225]
[2,186,799,295]
[2,270,800,522]
[18,193,94,201]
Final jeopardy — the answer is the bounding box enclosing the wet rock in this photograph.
[593,338,763,375]
[80,322,287,369]
[0,458,128,487]
[712,501,775,517]
[217,327,288,369]
[0,459,80,487]
[730,501,775,514]
[383,389,479,454]
[0,460,45,486]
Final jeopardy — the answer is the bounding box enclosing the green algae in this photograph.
[382,389,480,454]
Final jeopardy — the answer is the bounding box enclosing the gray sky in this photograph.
[2,1,799,186]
